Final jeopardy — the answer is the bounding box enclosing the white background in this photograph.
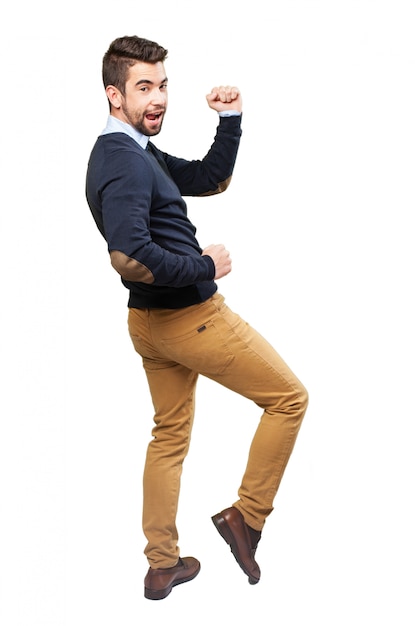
[1,1,414,624]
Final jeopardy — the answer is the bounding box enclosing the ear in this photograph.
[105,85,123,110]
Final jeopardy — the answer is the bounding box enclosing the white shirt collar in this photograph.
[100,115,149,150]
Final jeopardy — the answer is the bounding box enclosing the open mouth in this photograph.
[146,111,163,122]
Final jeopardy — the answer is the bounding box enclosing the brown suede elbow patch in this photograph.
[199,175,232,196]
[110,250,154,284]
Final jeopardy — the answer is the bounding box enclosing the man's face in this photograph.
[117,61,168,136]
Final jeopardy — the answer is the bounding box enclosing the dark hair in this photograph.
[102,35,168,95]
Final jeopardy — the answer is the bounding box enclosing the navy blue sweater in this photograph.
[86,115,242,308]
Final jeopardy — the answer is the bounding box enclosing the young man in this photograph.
[86,35,308,600]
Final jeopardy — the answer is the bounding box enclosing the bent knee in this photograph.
[284,382,308,420]
[298,384,309,413]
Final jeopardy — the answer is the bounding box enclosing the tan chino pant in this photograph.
[128,293,308,568]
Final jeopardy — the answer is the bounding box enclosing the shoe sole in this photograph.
[211,513,260,584]
[144,562,201,600]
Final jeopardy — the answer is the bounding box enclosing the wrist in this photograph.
[219,110,242,117]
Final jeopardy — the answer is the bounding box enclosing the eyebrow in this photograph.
[135,77,168,87]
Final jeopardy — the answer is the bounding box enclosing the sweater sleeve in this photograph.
[99,144,215,288]
[153,115,242,196]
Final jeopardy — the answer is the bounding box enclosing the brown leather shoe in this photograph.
[212,507,261,584]
[144,556,201,600]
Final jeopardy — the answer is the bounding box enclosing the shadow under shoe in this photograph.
[211,507,261,584]
[144,556,201,600]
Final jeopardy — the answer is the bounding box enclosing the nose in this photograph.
[151,89,167,106]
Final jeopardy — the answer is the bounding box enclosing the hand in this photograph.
[206,86,242,113]
[202,244,232,279]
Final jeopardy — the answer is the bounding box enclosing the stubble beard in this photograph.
[122,104,165,137]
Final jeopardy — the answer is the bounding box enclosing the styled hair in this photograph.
[102,36,168,95]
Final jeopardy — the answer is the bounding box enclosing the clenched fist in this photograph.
[206,86,242,113]
[202,244,232,279]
